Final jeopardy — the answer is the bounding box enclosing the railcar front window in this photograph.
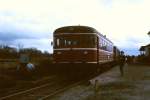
[54,34,97,48]
[64,40,67,46]
[56,39,60,46]
[68,41,71,45]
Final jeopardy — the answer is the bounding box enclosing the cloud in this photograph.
[0,15,51,40]
[0,0,149,54]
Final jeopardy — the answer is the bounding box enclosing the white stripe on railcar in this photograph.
[54,48,113,54]
[54,48,97,51]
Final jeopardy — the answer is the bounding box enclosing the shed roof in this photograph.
[139,44,150,51]
[139,46,146,51]
[146,44,150,47]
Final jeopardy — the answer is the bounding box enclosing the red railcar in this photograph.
[52,25,116,77]
[53,25,114,64]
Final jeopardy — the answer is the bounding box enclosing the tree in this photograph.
[17,43,24,52]
[148,31,150,37]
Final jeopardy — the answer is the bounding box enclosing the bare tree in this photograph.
[148,31,150,37]
[17,43,24,52]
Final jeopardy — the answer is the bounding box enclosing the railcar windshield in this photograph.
[54,34,97,48]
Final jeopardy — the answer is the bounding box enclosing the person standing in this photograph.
[118,51,125,76]
[19,54,30,78]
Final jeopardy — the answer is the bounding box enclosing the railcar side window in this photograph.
[102,39,106,50]
[99,37,113,52]
[99,38,103,48]
[91,36,97,47]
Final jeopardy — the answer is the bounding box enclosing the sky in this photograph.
[0,0,150,55]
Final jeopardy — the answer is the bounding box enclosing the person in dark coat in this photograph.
[19,54,30,78]
[118,51,125,76]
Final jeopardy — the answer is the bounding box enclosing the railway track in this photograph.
[0,76,88,100]
[0,75,58,100]
[0,59,17,62]
[0,75,79,100]
[40,80,85,100]
[0,64,114,100]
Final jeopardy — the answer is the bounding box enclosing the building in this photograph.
[139,44,150,56]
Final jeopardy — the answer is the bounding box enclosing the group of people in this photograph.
[17,54,35,78]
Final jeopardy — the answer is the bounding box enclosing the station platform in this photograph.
[50,64,150,100]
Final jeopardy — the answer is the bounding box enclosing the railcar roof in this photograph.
[54,26,98,33]
[54,25,113,44]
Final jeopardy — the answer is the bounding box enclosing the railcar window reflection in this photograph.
[64,40,78,46]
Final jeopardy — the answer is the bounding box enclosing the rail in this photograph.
[0,59,17,62]
[0,77,89,100]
